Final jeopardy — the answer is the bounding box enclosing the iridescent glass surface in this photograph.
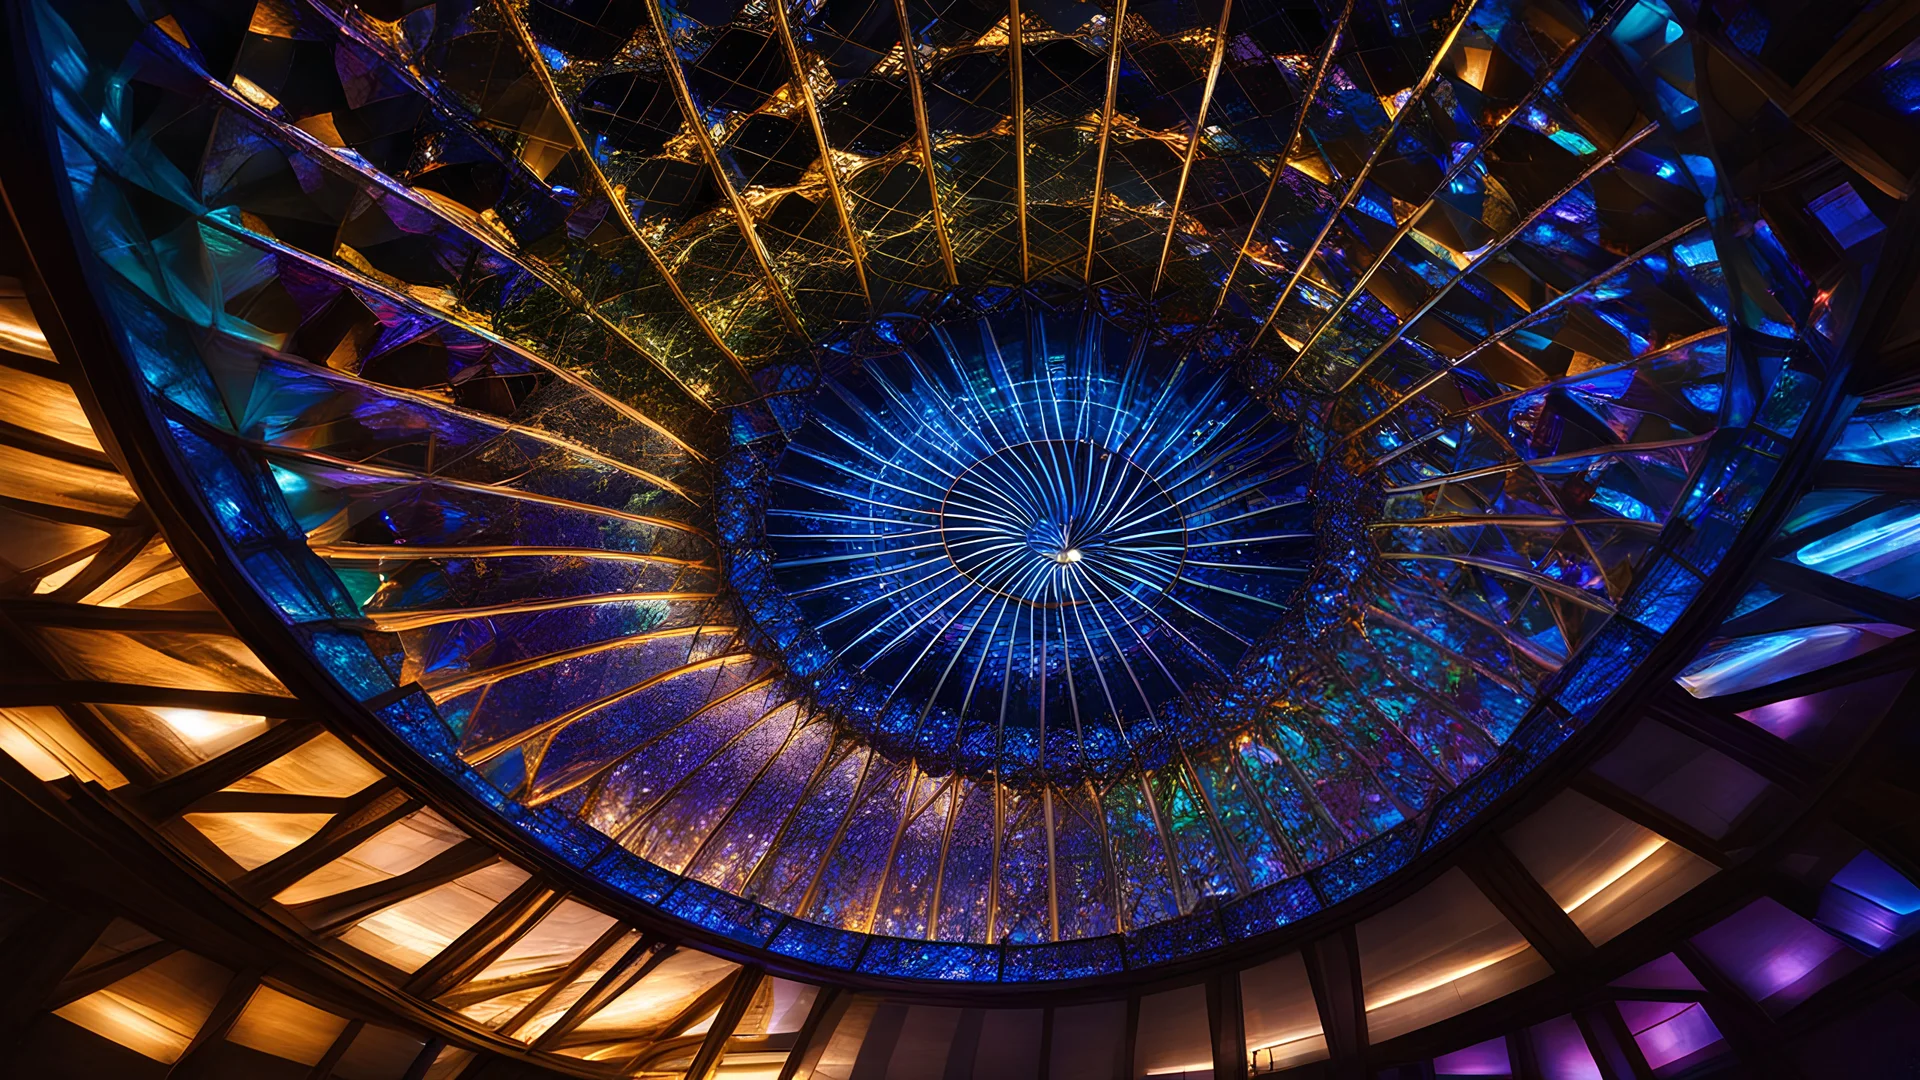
[19,0,1871,978]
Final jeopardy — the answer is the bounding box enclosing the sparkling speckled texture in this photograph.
[24,0,1874,978]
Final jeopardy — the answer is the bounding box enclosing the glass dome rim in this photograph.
[8,0,1850,987]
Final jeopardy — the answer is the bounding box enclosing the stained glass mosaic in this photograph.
[18,0,1879,980]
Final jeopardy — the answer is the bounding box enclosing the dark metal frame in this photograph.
[4,0,1920,1074]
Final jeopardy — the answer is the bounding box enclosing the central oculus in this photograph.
[750,307,1316,782]
[939,439,1182,607]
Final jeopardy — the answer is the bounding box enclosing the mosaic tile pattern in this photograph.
[22,0,1880,976]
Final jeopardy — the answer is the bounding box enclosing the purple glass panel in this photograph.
[1817,850,1920,951]
[1433,1036,1512,1076]
[1529,1015,1600,1080]
[1736,671,1912,758]
[1616,1000,1725,1073]
[1691,898,1866,1015]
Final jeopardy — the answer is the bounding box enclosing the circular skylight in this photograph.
[734,305,1314,783]
[21,0,1798,981]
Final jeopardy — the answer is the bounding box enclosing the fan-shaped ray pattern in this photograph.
[740,302,1313,782]
[19,0,1872,980]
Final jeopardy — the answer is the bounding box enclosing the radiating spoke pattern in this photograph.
[18,0,1898,982]
[747,304,1312,781]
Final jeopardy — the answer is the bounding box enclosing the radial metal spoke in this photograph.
[1083,0,1134,280]
[1010,0,1029,280]
[1149,0,1237,297]
[769,0,876,312]
[1208,0,1359,323]
[458,653,758,768]
[890,0,961,283]
[486,0,759,393]
[1247,0,1487,373]
[754,304,1312,786]
[256,445,712,540]
[641,0,810,340]
[524,676,788,806]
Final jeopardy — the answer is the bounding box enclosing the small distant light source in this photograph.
[1052,548,1082,564]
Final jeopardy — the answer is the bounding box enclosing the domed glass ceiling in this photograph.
[20,0,1850,981]
[729,302,1316,783]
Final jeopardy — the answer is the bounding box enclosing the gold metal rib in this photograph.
[861,768,934,932]
[1042,787,1059,941]
[738,735,860,902]
[198,215,710,461]
[769,0,877,313]
[1009,0,1029,282]
[1246,0,1485,377]
[1377,551,1619,612]
[605,696,807,849]
[489,0,759,393]
[1280,6,1621,372]
[495,645,756,791]
[986,783,1002,939]
[1380,434,1711,491]
[361,592,716,632]
[1461,326,1727,415]
[1341,214,1711,445]
[1327,122,1660,394]
[1082,779,1122,932]
[459,650,756,766]
[1134,773,1187,923]
[1224,750,1311,878]
[525,674,785,806]
[262,349,703,492]
[1173,753,1252,894]
[791,748,881,917]
[923,777,966,939]
[256,445,716,542]
[1082,0,1132,283]
[1365,602,1557,689]
[673,705,817,873]
[1375,514,1583,529]
[892,0,961,285]
[641,0,812,340]
[1148,0,1235,297]
[427,626,740,701]
[313,543,712,568]
[1206,0,1355,321]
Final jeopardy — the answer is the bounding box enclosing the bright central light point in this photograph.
[759,314,1314,784]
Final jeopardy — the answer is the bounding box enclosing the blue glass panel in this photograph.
[1313,824,1420,904]
[1792,503,1920,599]
[1807,184,1885,249]
[662,880,784,946]
[766,920,867,969]
[858,938,1001,981]
[1554,619,1657,719]
[1678,624,1913,699]
[1222,877,1322,940]
[1123,912,1225,967]
[1001,938,1125,981]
